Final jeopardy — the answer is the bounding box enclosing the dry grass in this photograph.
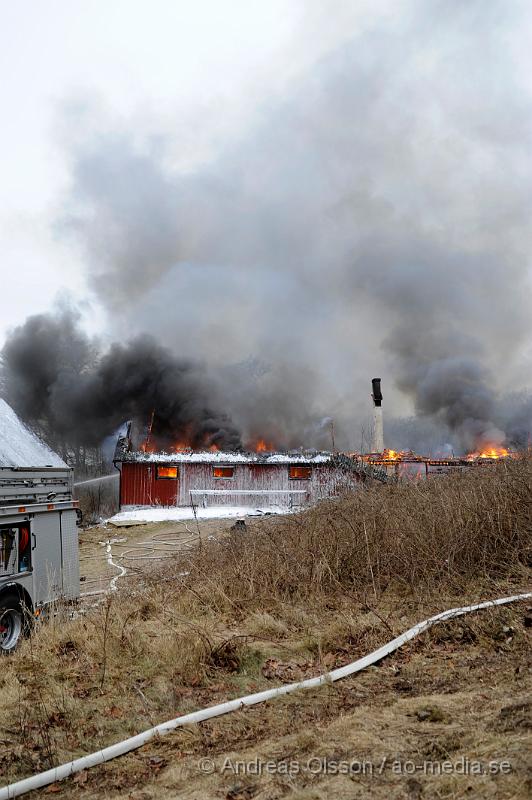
[76,480,119,525]
[0,456,530,797]
[186,454,531,607]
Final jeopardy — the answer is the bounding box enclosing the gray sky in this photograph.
[0,0,384,341]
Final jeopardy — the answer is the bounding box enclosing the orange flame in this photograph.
[140,441,156,453]
[467,445,509,461]
[172,442,191,452]
[252,439,275,453]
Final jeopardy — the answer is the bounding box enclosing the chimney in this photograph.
[371,378,384,453]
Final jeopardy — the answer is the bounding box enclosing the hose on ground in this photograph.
[78,522,198,598]
[0,591,530,799]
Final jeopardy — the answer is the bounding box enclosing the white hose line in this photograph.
[74,474,119,487]
[119,531,198,562]
[103,540,127,592]
[79,523,199,599]
[1,592,529,799]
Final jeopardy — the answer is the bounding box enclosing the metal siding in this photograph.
[0,467,72,505]
[32,511,62,605]
[60,510,80,600]
[0,570,33,599]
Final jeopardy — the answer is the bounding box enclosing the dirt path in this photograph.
[78,517,243,599]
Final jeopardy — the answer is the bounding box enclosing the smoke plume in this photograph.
[5,1,532,453]
[1,309,241,452]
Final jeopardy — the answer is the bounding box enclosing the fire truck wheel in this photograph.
[0,594,25,654]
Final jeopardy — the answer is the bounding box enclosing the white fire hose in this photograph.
[79,523,198,598]
[73,474,118,487]
[1,592,530,799]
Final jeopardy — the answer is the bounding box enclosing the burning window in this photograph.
[289,466,312,480]
[156,466,178,479]
[213,466,234,479]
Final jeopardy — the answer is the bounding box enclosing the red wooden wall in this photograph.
[119,462,179,507]
[119,460,362,509]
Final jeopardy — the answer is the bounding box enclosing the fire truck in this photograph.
[0,400,80,653]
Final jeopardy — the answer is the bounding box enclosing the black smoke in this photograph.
[1,309,242,452]
[55,2,532,454]
[3,2,531,455]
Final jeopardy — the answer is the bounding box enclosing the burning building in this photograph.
[113,423,387,511]
[112,375,515,511]
[362,377,515,479]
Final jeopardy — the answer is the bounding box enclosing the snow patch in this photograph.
[0,399,67,468]
[108,505,291,524]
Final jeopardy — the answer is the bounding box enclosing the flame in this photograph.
[252,439,275,453]
[172,442,192,452]
[140,441,156,453]
[361,448,421,463]
[145,438,219,454]
[467,445,509,461]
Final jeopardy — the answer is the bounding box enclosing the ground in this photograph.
[78,516,259,597]
[2,452,531,800]
[30,591,532,800]
[5,516,529,800]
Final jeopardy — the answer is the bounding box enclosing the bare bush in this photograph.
[76,480,119,525]
[182,455,532,606]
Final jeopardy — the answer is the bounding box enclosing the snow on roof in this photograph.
[0,399,67,468]
[119,449,332,465]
